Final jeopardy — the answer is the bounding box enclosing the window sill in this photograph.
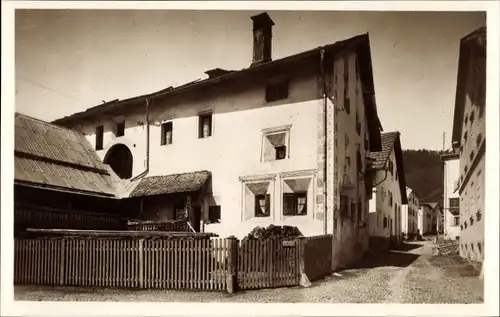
[264,97,291,106]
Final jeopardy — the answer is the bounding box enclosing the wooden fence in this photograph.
[14,205,128,232]
[14,234,335,292]
[14,237,233,291]
[303,235,333,281]
[237,239,300,290]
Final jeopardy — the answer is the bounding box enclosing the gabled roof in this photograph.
[451,26,486,149]
[369,131,408,204]
[369,132,399,170]
[129,171,211,198]
[421,201,442,212]
[52,32,382,152]
[14,113,116,197]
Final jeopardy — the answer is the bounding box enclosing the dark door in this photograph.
[191,206,201,232]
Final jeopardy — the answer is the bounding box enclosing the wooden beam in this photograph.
[25,228,218,238]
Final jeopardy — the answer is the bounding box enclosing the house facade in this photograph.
[420,202,441,235]
[441,148,461,240]
[400,187,420,236]
[368,132,408,249]
[450,26,486,262]
[53,12,383,268]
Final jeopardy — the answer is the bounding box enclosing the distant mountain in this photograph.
[402,149,444,205]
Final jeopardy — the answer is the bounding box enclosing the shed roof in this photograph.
[14,113,116,197]
[129,170,211,198]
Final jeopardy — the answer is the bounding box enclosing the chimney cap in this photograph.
[250,12,275,29]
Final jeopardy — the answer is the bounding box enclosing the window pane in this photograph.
[296,194,307,215]
[254,195,269,217]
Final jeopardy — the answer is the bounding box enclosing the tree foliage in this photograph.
[402,149,444,204]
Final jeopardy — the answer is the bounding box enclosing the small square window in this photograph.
[161,121,173,145]
[265,80,289,102]
[208,205,221,224]
[255,194,270,217]
[262,128,290,162]
[116,121,125,137]
[275,145,287,160]
[198,112,213,138]
[95,125,104,150]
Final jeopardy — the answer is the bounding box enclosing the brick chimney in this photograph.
[250,12,275,66]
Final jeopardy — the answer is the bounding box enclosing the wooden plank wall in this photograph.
[303,235,334,281]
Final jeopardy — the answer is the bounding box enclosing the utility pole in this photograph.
[442,132,446,240]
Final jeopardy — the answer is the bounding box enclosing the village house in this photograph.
[368,132,408,249]
[450,26,486,263]
[441,148,461,240]
[52,12,384,268]
[419,202,442,235]
[400,187,420,237]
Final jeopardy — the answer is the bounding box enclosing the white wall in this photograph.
[401,189,419,235]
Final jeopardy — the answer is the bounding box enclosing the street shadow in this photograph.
[348,250,420,269]
[394,242,422,252]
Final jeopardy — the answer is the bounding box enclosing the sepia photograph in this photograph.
[1,1,499,316]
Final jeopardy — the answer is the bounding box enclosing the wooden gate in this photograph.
[237,239,300,290]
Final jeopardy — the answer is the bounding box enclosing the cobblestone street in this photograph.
[14,241,483,303]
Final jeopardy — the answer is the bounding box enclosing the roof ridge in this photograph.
[52,32,371,124]
[16,112,86,136]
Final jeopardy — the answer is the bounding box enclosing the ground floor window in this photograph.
[208,205,221,223]
[240,175,274,220]
[453,216,460,226]
[283,192,307,216]
[281,174,313,217]
[255,194,271,217]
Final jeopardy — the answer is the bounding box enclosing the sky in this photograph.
[15,9,486,150]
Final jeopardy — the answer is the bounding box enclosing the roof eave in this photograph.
[14,181,117,199]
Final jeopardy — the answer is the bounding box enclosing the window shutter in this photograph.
[283,193,295,215]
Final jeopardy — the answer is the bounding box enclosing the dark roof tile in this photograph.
[130,171,211,198]
[369,132,400,169]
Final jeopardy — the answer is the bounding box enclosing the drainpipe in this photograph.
[319,47,328,235]
[131,97,151,181]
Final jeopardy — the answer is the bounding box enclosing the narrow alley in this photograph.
[15,241,483,304]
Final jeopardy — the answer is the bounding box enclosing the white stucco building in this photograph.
[53,12,384,269]
[450,26,486,262]
[441,148,461,240]
[400,187,420,236]
[368,132,408,249]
